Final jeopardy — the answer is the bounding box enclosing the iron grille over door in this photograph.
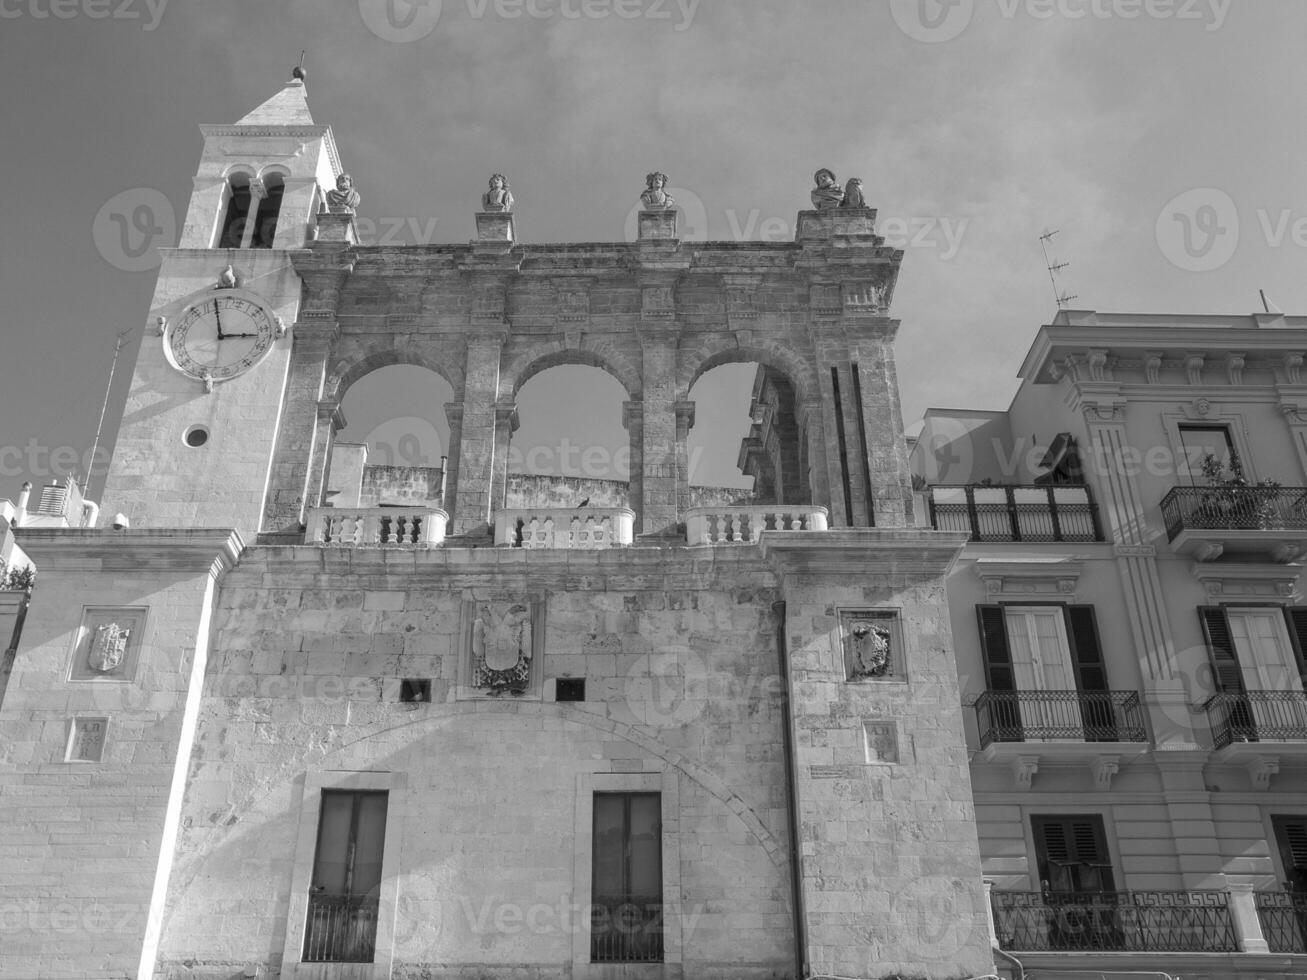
[592,792,663,962]
[303,790,388,963]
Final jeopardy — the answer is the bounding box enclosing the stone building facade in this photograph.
[0,78,995,980]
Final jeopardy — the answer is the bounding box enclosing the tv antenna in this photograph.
[1039,229,1078,310]
[85,327,133,498]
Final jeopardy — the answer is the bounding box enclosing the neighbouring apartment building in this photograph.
[1,73,1306,980]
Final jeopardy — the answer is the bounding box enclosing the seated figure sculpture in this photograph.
[641,172,675,210]
[811,169,844,210]
[482,174,514,212]
[325,173,361,213]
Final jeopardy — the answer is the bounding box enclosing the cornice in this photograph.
[14,528,244,578]
[759,528,970,579]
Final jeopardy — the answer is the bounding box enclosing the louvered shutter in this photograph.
[1066,606,1108,691]
[1272,816,1307,892]
[978,605,1014,691]
[1033,815,1115,893]
[1200,606,1245,694]
[1282,608,1307,692]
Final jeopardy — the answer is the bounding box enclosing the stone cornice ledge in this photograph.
[14,528,244,578]
[759,528,970,579]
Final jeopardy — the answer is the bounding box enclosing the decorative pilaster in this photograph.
[850,331,911,527]
[305,398,344,518]
[635,321,681,535]
[622,401,644,528]
[491,403,520,513]
[674,401,695,518]
[451,335,507,535]
[443,403,464,519]
[1226,878,1270,954]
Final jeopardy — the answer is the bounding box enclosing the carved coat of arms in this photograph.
[89,623,131,673]
[847,620,892,679]
[471,602,533,694]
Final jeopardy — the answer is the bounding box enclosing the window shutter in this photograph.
[1034,815,1116,893]
[1199,606,1244,694]
[1282,608,1307,691]
[977,605,1014,691]
[1066,606,1108,691]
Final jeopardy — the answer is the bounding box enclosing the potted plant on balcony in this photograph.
[1196,452,1282,529]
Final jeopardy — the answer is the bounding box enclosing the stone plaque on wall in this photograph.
[68,608,147,682]
[458,598,545,699]
[837,609,903,682]
[66,717,108,763]
[863,720,900,764]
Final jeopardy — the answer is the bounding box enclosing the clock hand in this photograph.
[213,299,226,340]
[223,332,259,338]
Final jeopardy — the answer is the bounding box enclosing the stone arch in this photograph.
[501,341,642,402]
[680,339,817,413]
[256,163,292,182]
[220,163,258,180]
[326,345,464,405]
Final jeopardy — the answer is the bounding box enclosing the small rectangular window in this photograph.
[400,678,431,703]
[556,678,586,702]
[592,792,662,963]
[304,791,388,964]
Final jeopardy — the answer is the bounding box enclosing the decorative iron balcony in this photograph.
[590,897,663,963]
[928,485,1102,542]
[991,890,1238,953]
[684,505,828,545]
[302,893,379,963]
[1160,485,1307,561]
[495,507,635,549]
[304,507,448,547]
[1204,690,1307,749]
[975,690,1147,748]
[1256,890,1307,953]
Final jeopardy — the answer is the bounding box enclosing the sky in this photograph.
[2,0,1306,506]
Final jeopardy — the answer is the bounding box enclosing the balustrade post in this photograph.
[983,879,998,950]
[1226,878,1270,953]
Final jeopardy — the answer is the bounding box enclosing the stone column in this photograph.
[637,324,680,535]
[238,178,265,249]
[799,404,833,517]
[261,318,338,538]
[491,403,519,514]
[850,332,912,527]
[443,403,463,518]
[674,400,695,519]
[451,335,506,535]
[305,398,344,516]
[623,401,644,524]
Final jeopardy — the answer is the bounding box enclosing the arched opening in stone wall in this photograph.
[686,362,809,507]
[508,365,630,509]
[333,364,454,511]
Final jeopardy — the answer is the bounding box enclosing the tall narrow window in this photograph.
[592,792,662,963]
[252,174,285,248]
[303,790,388,964]
[217,174,252,249]
[1178,423,1236,484]
[1268,816,1307,952]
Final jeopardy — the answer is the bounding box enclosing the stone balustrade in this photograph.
[494,508,636,549]
[304,507,448,547]
[684,505,829,545]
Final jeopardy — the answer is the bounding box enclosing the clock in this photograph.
[165,292,278,383]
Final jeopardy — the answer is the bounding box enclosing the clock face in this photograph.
[167,294,277,382]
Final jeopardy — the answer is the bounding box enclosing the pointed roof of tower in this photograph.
[234,78,315,127]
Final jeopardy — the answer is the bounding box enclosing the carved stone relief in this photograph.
[839,610,902,681]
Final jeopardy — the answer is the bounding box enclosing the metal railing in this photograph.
[1160,485,1307,540]
[303,893,379,963]
[991,890,1238,953]
[684,505,829,544]
[975,690,1146,747]
[590,897,663,962]
[929,485,1102,542]
[1256,890,1307,953]
[1203,690,1307,749]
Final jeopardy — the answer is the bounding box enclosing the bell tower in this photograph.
[99,73,343,538]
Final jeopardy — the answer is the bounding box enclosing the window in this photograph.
[252,173,285,248]
[399,678,431,703]
[1272,816,1307,892]
[1178,423,1235,484]
[303,790,388,964]
[977,604,1112,740]
[1033,814,1122,950]
[217,174,253,249]
[556,677,586,702]
[591,792,662,963]
[1200,606,1307,740]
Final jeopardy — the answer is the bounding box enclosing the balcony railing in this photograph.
[305,507,448,547]
[1256,890,1307,953]
[495,508,635,549]
[1204,690,1307,749]
[590,897,663,963]
[928,485,1102,542]
[303,893,379,963]
[975,690,1147,748]
[684,505,828,545]
[991,890,1238,953]
[1161,484,1307,539]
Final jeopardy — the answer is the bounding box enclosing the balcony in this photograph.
[590,897,663,963]
[1204,690,1307,749]
[928,485,1102,543]
[303,893,378,963]
[305,507,448,547]
[684,505,828,545]
[975,690,1147,748]
[495,507,635,549]
[991,890,1238,953]
[1160,485,1307,562]
[1256,890,1307,953]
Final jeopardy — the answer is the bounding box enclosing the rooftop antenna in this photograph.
[1039,229,1078,310]
[85,327,133,499]
[293,51,307,83]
